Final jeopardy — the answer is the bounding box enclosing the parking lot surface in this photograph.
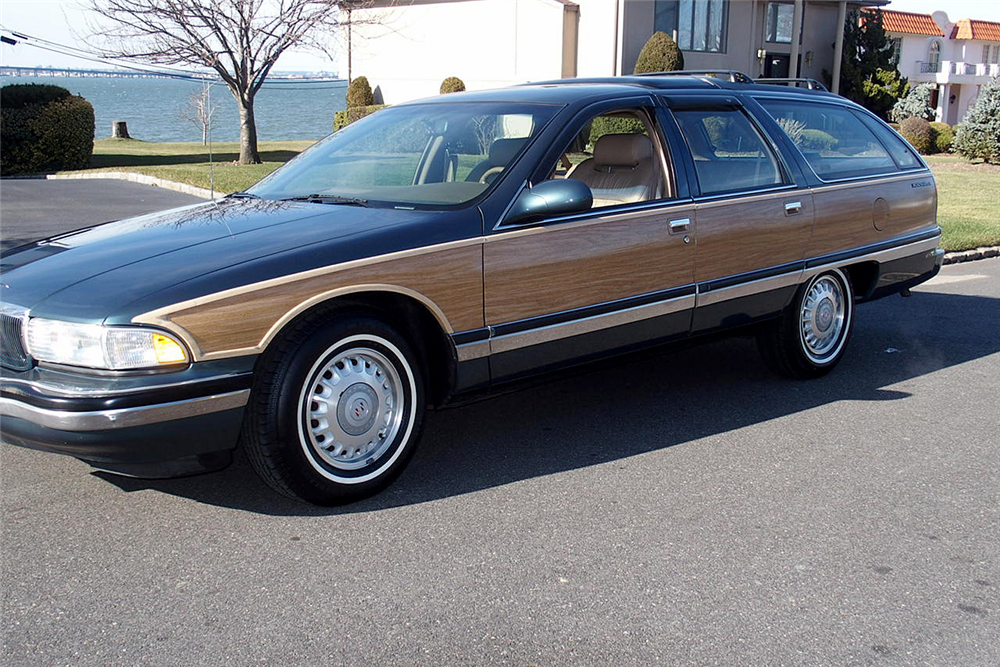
[1,182,998,666]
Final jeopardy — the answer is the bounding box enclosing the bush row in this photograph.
[899,117,955,154]
[1,84,94,175]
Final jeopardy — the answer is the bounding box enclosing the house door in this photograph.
[764,54,790,78]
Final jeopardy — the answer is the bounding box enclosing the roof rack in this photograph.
[754,77,829,91]
[634,70,755,84]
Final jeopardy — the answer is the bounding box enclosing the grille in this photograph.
[0,305,32,372]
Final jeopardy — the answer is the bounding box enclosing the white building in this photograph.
[343,0,880,104]
[878,9,1000,124]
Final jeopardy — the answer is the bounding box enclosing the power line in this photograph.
[0,27,346,90]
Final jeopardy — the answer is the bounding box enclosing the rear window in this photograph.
[673,108,784,195]
[759,99,897,181]
[855,111,923,170]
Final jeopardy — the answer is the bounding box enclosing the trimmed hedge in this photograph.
[333,104,387,131]
[588,116,645,146]
[346,76,374,108]
[634,31,684,73]
[930,121,953,153]
[440,77,466,94]
[1,84,94,175]
[900,116,934,154]
[800,129,838,152]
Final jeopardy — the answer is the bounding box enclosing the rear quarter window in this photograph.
[759,99,898,181]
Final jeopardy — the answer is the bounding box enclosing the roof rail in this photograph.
[634,70,755,84]
[754,77,829,91]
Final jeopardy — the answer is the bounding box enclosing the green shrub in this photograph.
[346,76,374,108]
[440,77,466,94]
[800,129,838,151]
[899,116,935,154]
[1,84,94,175]
[953,77,1000,163]
[1,83,71,109]
[890,82,934,123]
[588,115,645,146]
[930,121,954,153]
[333,104,387,131]
[633,31,684,74]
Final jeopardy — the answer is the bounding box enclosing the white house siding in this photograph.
[346,0,565,104]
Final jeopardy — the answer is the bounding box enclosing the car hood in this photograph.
[1,197,469,322]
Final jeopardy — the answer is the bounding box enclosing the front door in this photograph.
[483,103,696,379]
[765,53,790,78]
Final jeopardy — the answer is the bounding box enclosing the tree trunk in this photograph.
[237,99,260,164]
[111,120,131,139]
[202,123,207,146]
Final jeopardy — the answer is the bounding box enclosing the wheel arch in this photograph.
[257,285,458,407]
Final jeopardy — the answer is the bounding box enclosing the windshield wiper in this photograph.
[281,194,370,207]
[226,191,260,199]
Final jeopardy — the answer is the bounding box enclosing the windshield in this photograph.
[249,102,559,207]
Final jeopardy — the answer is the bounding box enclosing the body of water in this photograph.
[2,75,347,143]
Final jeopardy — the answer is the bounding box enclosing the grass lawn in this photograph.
[62,141,999,253]
[924,155,1000,252]
[62,138,315,193]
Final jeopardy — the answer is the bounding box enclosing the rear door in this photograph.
[661,95,814,333]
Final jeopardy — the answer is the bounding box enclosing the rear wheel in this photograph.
[757,268,854,379]
[243,314,425,505]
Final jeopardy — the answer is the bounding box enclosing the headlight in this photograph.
[25,318,189,370]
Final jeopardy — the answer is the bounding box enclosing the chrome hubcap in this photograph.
[301,347,403,470]
[800,275,846,362]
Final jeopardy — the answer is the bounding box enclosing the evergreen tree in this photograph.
[891,83,935,123]
[347,76,374,109]
[634,32,684,74]
[832,8,907,118]
[953,77,1000,163]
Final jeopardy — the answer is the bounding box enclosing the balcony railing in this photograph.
[915,60,1000,77]
[918,60,941,73]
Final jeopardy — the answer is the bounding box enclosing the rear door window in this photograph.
[672,108,784,195]
[759,99,897,180]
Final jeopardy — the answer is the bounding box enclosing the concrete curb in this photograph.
[943,246,1000,264]
[45,172,215,200]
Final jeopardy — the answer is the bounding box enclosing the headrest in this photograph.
[489,138,527,166]
[593,134,652,168]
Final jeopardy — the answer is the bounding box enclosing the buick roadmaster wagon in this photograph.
[0,75,943,504]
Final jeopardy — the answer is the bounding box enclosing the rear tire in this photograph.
[757,268,854,379]
[243,314,425,505]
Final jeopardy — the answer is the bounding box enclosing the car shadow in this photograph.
[93,289,1000,515]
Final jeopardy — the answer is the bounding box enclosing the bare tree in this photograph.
[181,83,218,145]
[84,0,374,164]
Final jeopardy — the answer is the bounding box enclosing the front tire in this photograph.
[243,314,425,505]
[757,268,854,379]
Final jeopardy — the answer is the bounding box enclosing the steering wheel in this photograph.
[478,166,505,185]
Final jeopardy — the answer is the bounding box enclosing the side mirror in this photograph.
[504,179,593,225]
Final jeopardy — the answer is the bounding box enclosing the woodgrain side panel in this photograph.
[694,191,813,283]
[154,245,483,357]
[484,206,696,324]
[808,174,937,257]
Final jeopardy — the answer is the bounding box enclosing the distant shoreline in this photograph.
[0,67,343,82]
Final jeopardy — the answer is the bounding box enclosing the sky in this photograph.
[3,0,1000,72]
[0,0,337,72]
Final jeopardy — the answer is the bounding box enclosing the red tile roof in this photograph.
[871,9,944,36]
[950,19,1000,42]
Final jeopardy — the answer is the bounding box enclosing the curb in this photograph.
[45,172,215,200]
[943,246,1000,264]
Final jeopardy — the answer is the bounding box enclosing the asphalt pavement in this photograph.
[0,178,206,251]
[1,179,998,666]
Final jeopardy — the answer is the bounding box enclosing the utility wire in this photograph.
[0,27,346,89]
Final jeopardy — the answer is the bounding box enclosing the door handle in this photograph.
[668,217,690,233]
[784,201,802,215]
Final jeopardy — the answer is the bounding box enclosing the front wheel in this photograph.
[243,314,425,505]
[757,268,854,379]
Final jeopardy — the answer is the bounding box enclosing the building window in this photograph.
[765,2,794,44]
[927,40,941,73]
[890,37,902,65]
[984,45,991,63]
[654,0,728,53]
[993,45,1000,64]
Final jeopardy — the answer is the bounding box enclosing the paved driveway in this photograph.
[0,179,206,251]
[1,182,998,666]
